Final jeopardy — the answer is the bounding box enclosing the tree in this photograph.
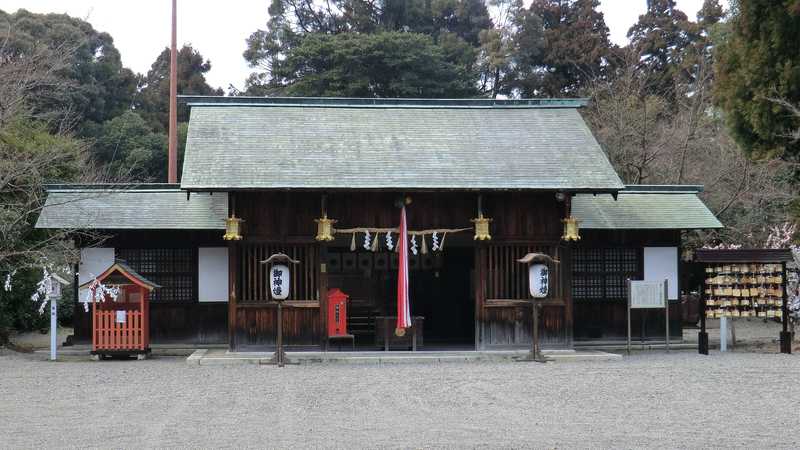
[0,26,113,344]
[525,0,616,97]
[82,111,168,181]
[714,0,800,159]
[477,0,544,98]
[627,0,694,99]
[584,51,797,248]
[264,31,477,97]
[243,0,494,97]
[0,9,137,128]
[136,45,223,133]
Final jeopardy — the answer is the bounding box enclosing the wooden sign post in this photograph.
[627,279,669,355]
[260,253,300,367]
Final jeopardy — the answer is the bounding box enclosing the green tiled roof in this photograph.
[180,98,624,191]
[573,186,723,230]
[35,187,227,230]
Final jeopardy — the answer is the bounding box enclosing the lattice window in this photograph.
[116,248,196,302]
[572,248,639,301]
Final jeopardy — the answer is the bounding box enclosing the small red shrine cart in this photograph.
[81,261,159,359]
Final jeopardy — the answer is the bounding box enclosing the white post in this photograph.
[50,295,57,361]
[719,316,727,353]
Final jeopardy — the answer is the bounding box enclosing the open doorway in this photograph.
[325,246,475,350]
[410,247,474,348]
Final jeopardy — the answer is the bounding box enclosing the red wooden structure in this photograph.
[82,262,159,357]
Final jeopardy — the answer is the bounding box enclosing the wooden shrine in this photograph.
[82,261,160,358]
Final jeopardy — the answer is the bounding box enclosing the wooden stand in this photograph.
[695,249,793,355]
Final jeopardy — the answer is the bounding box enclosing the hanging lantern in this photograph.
[561,216,581,241]
[314,215,337,242]
[223,215,243,241]
[471,213,493,241]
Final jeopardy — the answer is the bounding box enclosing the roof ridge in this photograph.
[179,95,589,109]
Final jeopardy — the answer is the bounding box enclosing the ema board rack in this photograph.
[694,248,793,355]
[703,263,784,319]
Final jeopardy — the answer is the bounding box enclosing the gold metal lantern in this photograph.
[314,214,337,242]
[471,213,493,241]
[223,215,244,241]
[561,216,581,241]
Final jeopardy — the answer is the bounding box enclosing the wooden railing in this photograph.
[92,310,146,351]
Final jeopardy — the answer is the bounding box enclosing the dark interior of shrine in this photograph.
[326,246,475,350]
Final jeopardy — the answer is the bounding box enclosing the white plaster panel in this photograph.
[198,247,229,302]
[644,247,678,300]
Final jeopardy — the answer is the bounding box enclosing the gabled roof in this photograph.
[179,96,624,192]
[79,260,161,291]
[35,185,227,230]
[572,185,723,230]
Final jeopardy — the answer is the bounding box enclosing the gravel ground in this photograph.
[1,349,798,449]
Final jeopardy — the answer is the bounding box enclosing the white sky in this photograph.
[0,0,728,92]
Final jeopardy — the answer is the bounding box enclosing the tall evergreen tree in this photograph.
[714,0,800,159]
[0,9,137,128]
[526,0,615,97]
[135,45,223,132]
[477,0,544,98]
[243,0,493,96]
[265,32,477,97]
[627,0,693,98]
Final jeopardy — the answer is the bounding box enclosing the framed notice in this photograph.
[627,279,669,354]
[630,281,666,309]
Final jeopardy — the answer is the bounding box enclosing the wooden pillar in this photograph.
[780,261,792,354]
[319,244,329,351]
[228,241,239,350]
[561,243,574,347]
[474,243,486,350]
[140,286,148,350]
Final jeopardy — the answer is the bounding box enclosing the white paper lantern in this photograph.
[529,263,549,298]
[270,264,290,300]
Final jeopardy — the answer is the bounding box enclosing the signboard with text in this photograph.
[627,279,670,354]
[629,281,666,309]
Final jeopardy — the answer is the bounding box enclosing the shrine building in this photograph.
[36,97,722,351]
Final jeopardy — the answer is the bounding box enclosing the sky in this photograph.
[0,0,729,92]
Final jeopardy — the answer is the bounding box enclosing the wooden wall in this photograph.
[72,196,686,350]
[230,191,571,350]
[573,229,683,341]
[72,230,228,345]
